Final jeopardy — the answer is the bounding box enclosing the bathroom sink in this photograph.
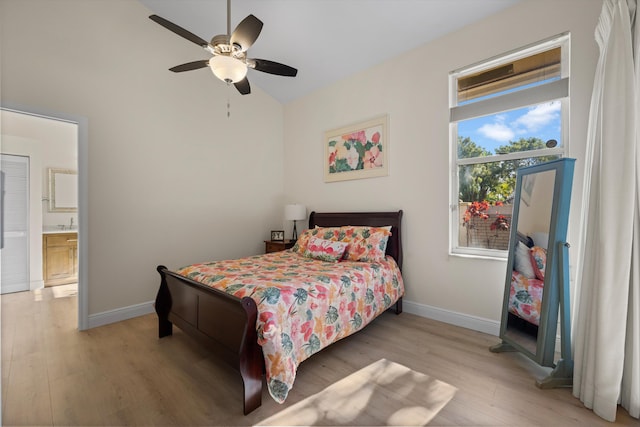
[42,226,78,234]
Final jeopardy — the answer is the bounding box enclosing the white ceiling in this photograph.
[139,0,521,104]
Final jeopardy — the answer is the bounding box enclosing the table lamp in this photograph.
[285,204,306,241]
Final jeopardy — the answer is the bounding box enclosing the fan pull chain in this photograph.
[227,84,231,118]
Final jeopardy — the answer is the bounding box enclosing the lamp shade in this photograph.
[285,204,306,221]
[209,55,248,83]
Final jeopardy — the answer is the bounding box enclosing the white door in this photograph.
[1,154,30,294]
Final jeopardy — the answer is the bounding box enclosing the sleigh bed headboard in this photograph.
[308,210,403,270]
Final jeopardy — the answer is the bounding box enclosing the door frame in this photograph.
[1,103,89,330]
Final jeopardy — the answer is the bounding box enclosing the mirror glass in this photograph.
[502,168,556,360]
[48,168,77,212]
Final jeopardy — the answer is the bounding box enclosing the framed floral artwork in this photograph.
[324,114,389,182]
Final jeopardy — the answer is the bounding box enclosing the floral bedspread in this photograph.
[509,270,544,326]
[175,250,404,404]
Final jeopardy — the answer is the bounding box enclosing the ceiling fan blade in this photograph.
[251,59,298,77]
[149,15,209,48]
[230,15,263,52]
[169,60,209,73]
[234,77,251,95]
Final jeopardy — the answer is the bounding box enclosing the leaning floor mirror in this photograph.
[490,157,575,388]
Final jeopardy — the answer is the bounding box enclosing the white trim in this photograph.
[403,299,500,336]
[88,300,155,329]
[457,147,565,166]
[402,299,563,349]
[84,297,554,348]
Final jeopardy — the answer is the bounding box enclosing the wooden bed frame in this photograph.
[155,210,404,414]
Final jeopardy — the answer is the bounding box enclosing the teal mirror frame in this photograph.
[493,158,575,384]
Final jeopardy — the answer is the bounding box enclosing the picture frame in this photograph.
[270,230,285,242]
[324,114,389,182]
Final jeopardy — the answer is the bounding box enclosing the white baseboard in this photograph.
[88,300,155,329]
[85,298,556,350]
[86,298,500,334]
[403,299,500,336]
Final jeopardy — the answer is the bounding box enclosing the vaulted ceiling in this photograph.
[140,0,521,103]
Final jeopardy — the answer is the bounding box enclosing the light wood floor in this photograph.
[1,287,637,426]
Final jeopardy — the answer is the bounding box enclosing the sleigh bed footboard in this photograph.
[155,266,264,414]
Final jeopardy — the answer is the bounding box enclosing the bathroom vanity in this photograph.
[42,230,78,286]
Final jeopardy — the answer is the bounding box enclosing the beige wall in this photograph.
[1,0,285,317]
[1,0,601,329]
[283,0,600,323]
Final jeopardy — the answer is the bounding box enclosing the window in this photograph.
[449,34,569,257]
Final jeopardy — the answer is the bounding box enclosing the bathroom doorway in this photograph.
[0,107,88,329]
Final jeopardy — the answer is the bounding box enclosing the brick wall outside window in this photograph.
[458,203,512,250]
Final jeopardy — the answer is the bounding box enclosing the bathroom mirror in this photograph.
[48,168,77,212]
[491,158,575,387]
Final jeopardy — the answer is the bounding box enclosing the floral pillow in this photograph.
[529,246,547,280]
[291,228,315,254]
[292,225,391,262]
[291,227,335,255]
[303,236,349,262]
[339,225,391,262]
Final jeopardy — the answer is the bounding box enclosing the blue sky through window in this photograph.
[458,101,561,154]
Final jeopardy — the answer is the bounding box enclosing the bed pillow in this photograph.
[291,228,321,255]
[339,225,391,262]
[514,241,536,279]
[529,246,547,280]
[294,225,391,262]
[315,226,343,241]
[292,227,343,254]
[303,236,349,262]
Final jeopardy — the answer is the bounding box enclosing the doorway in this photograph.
[0,107,88,330]
[0,154,30,294]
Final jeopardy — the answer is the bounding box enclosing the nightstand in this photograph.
[265,239,296,253]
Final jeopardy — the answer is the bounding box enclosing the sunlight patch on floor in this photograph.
[51,283,77,299]
[32,283,77,301]
[257,358,457,426]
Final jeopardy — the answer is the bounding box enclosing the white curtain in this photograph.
[573,0,639,422]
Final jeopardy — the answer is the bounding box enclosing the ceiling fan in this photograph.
[149,0,297,95]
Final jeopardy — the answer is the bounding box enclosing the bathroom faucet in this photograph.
[70,218,74,228]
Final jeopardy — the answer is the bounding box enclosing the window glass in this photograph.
[457,101,562,160]
[450,35,568,257]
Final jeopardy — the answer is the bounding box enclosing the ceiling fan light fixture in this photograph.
[149,11,296,96]
[209,55,247,83]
